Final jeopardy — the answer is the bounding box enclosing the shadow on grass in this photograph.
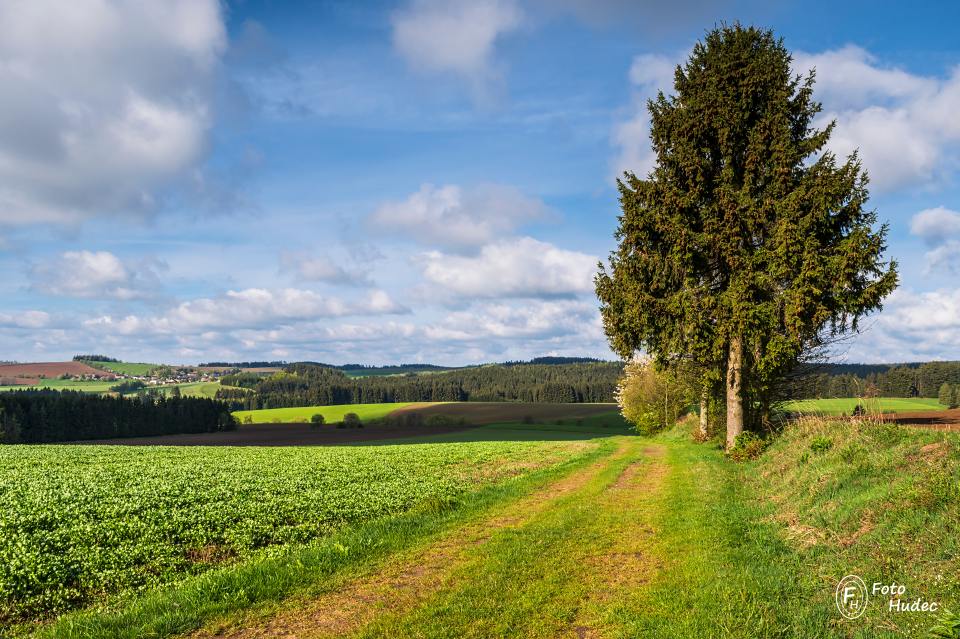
[67,412,636,447]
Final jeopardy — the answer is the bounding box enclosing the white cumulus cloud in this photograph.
[611,52,682,179]
[909,206,960,273]
[793,46,960,191]
[280,252,372,286]
[29,250,164,300]
[83,287,409,336]
[614,45,960,192]
[417,237,596,299]
[391,0,522,100]
[369,183,548,250]
[0,310,50,329]
[0,0,226,226]
[848,288,960,361]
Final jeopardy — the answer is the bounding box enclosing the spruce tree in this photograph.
[596,25,897,447]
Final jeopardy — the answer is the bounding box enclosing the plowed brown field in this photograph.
[394,401,616,425]
[0,361,108,379]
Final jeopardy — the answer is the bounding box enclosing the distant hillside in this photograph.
[788,360,960,399]
[217,360,623,408]
[199,361,290,368]
[501,356,609,366]
[338,364,456,378]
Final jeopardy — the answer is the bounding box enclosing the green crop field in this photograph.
[0,379,117,393]
[81,361,159,376]
[233,402,430,424]
[0,437,597,629]
[783,397,945,415]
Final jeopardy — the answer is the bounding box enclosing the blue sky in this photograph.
[2,0,960,365]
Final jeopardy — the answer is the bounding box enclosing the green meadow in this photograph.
[232,402,429,424]
[783,397,945,416]
[80,361,159,376]
[0,379,117,393]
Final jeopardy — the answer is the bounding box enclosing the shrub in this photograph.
[809,436,833,454]
[342,412,362,429]
[616,357,691,435]
[424,414,465,428]
[388,411,424,429]
[727,431,768,462]
[310,414,325,429]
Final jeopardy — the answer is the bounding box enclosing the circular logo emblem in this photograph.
[836,575,869,619]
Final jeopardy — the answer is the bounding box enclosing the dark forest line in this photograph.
[0,391,236,443]
[216,362,623,409]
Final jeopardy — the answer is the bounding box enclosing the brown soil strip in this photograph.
[890,408,960,429]
[392,402,618,426]
[570,445,668,639]
[189,442,632,639]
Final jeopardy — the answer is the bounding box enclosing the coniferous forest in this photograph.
[0,391,236,443]
[217,362,623,409]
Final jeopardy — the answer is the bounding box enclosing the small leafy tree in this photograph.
[310,413,325,429]
[341,412,362,429]
[616,357,690,435]
[940,383,954,407]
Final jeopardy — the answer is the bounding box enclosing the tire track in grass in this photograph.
[189,440,634,639]
[570,445,668,639]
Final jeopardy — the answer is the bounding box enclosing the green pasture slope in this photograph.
[81,360,159,376]
[0,379,117,393]
[784,397,945,415]
[233,402,430,424]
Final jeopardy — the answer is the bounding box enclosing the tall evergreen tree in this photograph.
[596,25,897,447]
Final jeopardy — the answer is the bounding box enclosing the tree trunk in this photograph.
[699,387,709,440]
[726,335,744,449]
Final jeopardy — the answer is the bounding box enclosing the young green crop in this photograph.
[0,439,591,626]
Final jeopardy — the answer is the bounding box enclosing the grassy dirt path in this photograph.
[184,427,954,639]
[188,438,665,639]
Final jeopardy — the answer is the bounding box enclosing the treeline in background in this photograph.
[785,361,960,399]
[0,391,236,443]
[216,362,622,409]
